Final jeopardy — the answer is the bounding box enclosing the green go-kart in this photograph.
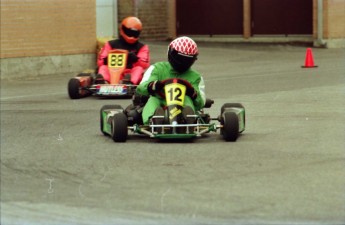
[100,78,245,142]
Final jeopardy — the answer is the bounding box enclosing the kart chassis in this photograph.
[100,103,245,142]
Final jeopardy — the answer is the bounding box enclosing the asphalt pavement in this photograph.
[1,41,345,225]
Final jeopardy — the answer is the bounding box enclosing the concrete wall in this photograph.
[96,0,118,37]
[0,55,96,80]
[0,0,97,79]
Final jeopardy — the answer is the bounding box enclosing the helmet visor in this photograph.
[122,25,141,38]
[168,48,196,73]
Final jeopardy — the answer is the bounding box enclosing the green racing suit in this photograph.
[136,61,206,125]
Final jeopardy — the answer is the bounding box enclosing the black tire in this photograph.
[221,103,244,115]
[68,78,81,99]
[221,111,239,142]
[111,113,128,142]
[220,103,245,128]
[100,105,123,136]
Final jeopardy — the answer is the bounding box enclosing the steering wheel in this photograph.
[155,78,194,99]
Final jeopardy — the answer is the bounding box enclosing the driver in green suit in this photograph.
[136,36,206,125]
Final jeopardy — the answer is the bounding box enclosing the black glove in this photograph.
[179,79,197,100]
[103,57,108,65]
[128,52,139,64]
[186,86,197,100]
[148,81,164,95]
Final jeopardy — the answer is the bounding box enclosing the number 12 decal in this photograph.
[165,83,186,106]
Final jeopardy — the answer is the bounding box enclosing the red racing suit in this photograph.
[97,38,150,84]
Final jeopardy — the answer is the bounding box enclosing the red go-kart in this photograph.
[68,49,137,99]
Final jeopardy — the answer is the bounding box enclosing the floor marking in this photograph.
[0,92,65,100]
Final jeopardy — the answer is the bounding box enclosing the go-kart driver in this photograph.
[97,16,150,85]
[136,36,206,125]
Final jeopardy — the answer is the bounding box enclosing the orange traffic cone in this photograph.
[302,48,318,68]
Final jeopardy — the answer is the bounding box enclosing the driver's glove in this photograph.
[148,80,164,95]
[128,52,139,63]
[186,86,197,100]
[103,57,108,65]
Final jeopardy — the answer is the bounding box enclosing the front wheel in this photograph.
[68,78,82,99]
[100,105,123,136]
[221,111,239,142]
[220,103,245,130]
[221,103,244,115]
[111,113,128,142]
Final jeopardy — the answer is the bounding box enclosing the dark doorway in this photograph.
[251,0,313,35]
[176,0,243,36]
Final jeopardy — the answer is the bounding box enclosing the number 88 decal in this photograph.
[108,53,126,68]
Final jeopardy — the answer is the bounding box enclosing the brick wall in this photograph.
[324,0,345,39]
[117,0,169,40]
[0,0,96,59]
[117,0,134,21]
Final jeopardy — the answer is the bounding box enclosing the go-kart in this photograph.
[68,49,137,99]
[100,78,245,142]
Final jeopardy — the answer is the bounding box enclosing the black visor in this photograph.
[168,48,196,73]
[122,25,141,38]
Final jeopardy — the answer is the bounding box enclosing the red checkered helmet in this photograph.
[168,36,198,73]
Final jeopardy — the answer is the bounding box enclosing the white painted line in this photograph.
[0,92,65,100]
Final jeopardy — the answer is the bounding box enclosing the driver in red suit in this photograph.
[97,16,150,84]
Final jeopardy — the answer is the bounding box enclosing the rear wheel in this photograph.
[111,113,128,142]
[100,105,123,136]
[68,78,81,99]
[221,111,239,142]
